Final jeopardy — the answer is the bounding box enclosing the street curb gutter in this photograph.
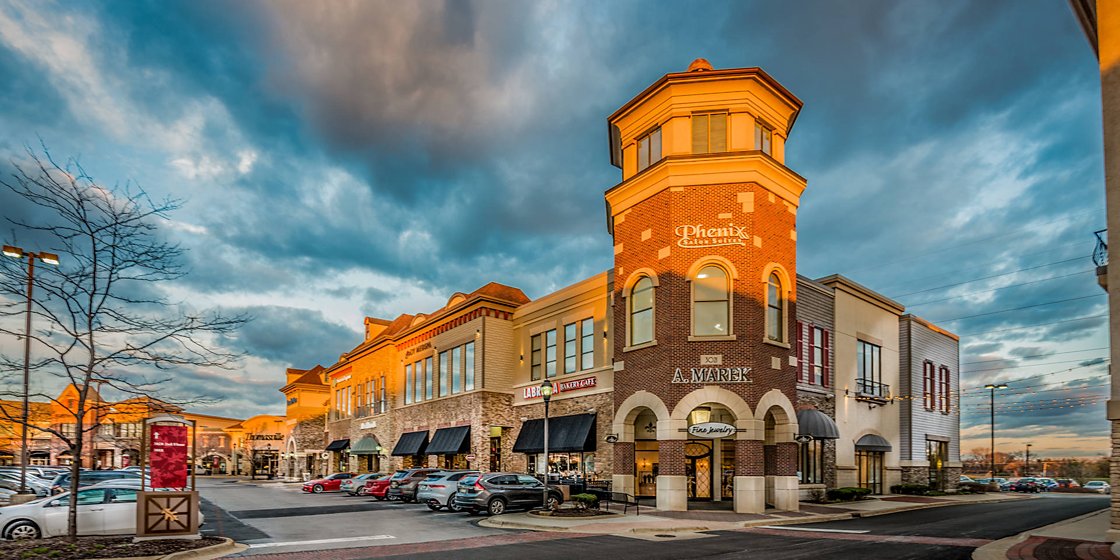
[162,538,246,560]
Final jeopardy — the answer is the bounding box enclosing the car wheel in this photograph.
[546,494,560,510]
[427,501,441,511]
[312,484,323,493]
[374,495,385,501]
[447,493,462,512]
[487,497,507,516]
[6,520,41,540]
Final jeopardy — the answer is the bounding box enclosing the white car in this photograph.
[0,482,203,539]
[1084,481,1112,494]
[341,473,383,495]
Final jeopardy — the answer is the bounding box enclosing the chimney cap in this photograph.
[687,58,713,72]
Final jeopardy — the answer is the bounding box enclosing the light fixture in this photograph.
[38,252,59,265]
[2,245,23,258]
[540,379,554,402]
[605,434,619,443]
[690,406,712,425]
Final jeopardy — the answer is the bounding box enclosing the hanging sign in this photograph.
[150,425,188,488]
[687,422,736,438]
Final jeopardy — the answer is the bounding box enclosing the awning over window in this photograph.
[325,439,350,452]
[513,413,597,453]
[855,434,892,453]
[796,409,839,440]
[349,435,382,455]
[391,431,429,456]
[426,426,471,455]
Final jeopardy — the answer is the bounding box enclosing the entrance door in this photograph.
[684,441,713,499]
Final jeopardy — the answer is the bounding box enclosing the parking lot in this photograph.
[197,477,515,555]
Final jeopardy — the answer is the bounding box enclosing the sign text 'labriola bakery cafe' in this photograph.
[524,377,597,399]
[671,367,753,384]
[675,222,751,248]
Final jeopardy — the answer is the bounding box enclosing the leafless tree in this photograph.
[0,147,246,539]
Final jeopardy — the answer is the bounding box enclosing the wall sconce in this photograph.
[519,353,523,361]
[605,434,619,443]
[689,406,712,425]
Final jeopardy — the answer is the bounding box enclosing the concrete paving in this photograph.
[973,506,1118,560]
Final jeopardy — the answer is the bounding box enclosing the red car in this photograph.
[302,472,356,493]
[364,474,393,500]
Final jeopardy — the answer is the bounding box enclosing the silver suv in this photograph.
[416,470,478,512]
[454,472,563,516]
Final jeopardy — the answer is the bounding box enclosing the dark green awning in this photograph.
[391,431,429,456]
[426,426,470,455]
[513,413,597,454]
[350,435,382,455]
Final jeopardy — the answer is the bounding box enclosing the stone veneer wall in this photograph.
[796,390,837,490]
[510,391,614,480]
[389,390,515,473]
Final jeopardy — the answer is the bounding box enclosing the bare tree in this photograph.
[0,147,246,539]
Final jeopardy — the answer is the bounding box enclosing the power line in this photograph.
[962,347,1109,365]
[930,293,1105,323]
[874,241,1086,295]
[957,313,1108,337]
[905,269,1095,307]
[962,355,1109,375]
[894,257,1088,298]
[960,377,1108,398]
[959,362,1108,392]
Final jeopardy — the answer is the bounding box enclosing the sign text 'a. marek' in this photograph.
[671,367,752,384]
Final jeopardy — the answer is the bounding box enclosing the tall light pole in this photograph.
[984,383,1008,477]
[3,245,59,497]
[1025,443,1032,477]
[540,378,553,510]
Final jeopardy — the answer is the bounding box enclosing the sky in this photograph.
[0,0,1109,459]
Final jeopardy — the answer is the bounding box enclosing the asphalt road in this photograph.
[198,478,1109,559]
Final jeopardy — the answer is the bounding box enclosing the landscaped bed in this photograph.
[0,535,225,560]
[528,508,619,518]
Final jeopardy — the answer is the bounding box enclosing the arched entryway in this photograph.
[757,389,800,512]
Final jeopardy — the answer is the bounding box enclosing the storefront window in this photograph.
[856,450,884,494]
[927,440,948,490]
[799,439,823,484]
[526,452,596,481]
[635,439,659,497]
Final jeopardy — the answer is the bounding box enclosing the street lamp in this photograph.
[1025,443,1032,477]
[540,379,553,510]
[3,245,60,496]
[984,383,1008,477]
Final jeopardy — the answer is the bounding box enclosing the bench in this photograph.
[595,491,642,515]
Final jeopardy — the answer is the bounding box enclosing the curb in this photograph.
[971,508,1109,560]
[161,538,246,560]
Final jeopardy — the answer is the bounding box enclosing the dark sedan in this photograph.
[454,472,563,515]
[1011,477,1042,493]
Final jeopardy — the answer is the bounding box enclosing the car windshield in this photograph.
[459,475,479,485]
[391,471,409,479]
[425,474,444,481]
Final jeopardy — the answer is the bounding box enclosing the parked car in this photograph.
[342,473,383,496]
[454,472,563,516]
[1084,481,1112,494]
[1055,478,1080,489]
[0,481,204,539]
[959,475,975,483]
[48,470,139,495]
[0,473,49,497]
[417,470,479,512]
[301,473,356,493]
[363,475,393,500]
[387,468,440,502]
[1034,477,1059,491]
[1011,477,1042,493]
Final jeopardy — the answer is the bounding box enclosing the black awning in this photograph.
[796,409,839,440]
[391,431,429,456]
[513,413,597,454]
[855,434,893,453]
[426,426,471,455]
[325,439,350,452]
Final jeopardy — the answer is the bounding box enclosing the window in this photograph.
[923,361,935,411]
[404,364,412,404]
[927,440,948,490]
[439,351,449,397]
[629,276,654,346]
[75,489,106,506]
[413,360,424,402]
[545,329,557,378]
[799,325,828,386]
[465,342,475,391]
[938,366,951,414]
[380,375,387,412]
[692,112,727,154]
[799,439,823,484]
[857,340,884,398]
[531,334,542,381]
[564,322,578,374]
[856,450,884,494]
[766,272,784,341]
[451,346,462,394]
[637,127,662,172]
[580,318,594,370]
[755,121,773,155]
[116,423,141,438]
[425,357,433,400]
[110,488,137,503]
[693,265,730,336]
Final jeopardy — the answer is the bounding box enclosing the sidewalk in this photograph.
[479,492,1032,535]
[973,508,1117,560]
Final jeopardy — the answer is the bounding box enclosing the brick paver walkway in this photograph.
[1007,536,1120,560]
[236,531,589,559]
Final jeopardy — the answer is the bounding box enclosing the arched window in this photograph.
[693,265,730,336]
[629,276,655,346]
[767,272,784,342]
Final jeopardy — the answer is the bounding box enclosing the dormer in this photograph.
[364,316,391,341]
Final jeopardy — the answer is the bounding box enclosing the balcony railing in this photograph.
[1094,229,1108,291]
[856,378,890,401]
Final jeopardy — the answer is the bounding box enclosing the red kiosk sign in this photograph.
[150,425,187,488]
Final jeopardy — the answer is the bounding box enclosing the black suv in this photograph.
[386,468,440,502]
[454,472,563,515]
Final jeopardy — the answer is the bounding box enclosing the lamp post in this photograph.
[3,245,60,496]
[1025,443,1032,477]
[540,379,553,510]
[984,383,1008,477]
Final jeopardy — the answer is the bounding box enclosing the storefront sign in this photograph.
[359,420,377,430]
[671,367,752,384]
[675,222,750,249]
[405,342,433,359]
[248,434,284,441]
[150,425,188,489]
[523,376,597,399]
[687,422,736,438]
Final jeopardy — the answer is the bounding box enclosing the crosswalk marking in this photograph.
[756,526,870,534]
[248,535,396,549]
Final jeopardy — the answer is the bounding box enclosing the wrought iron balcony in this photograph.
[856,378,891,402]
[1094,229,1107,291]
